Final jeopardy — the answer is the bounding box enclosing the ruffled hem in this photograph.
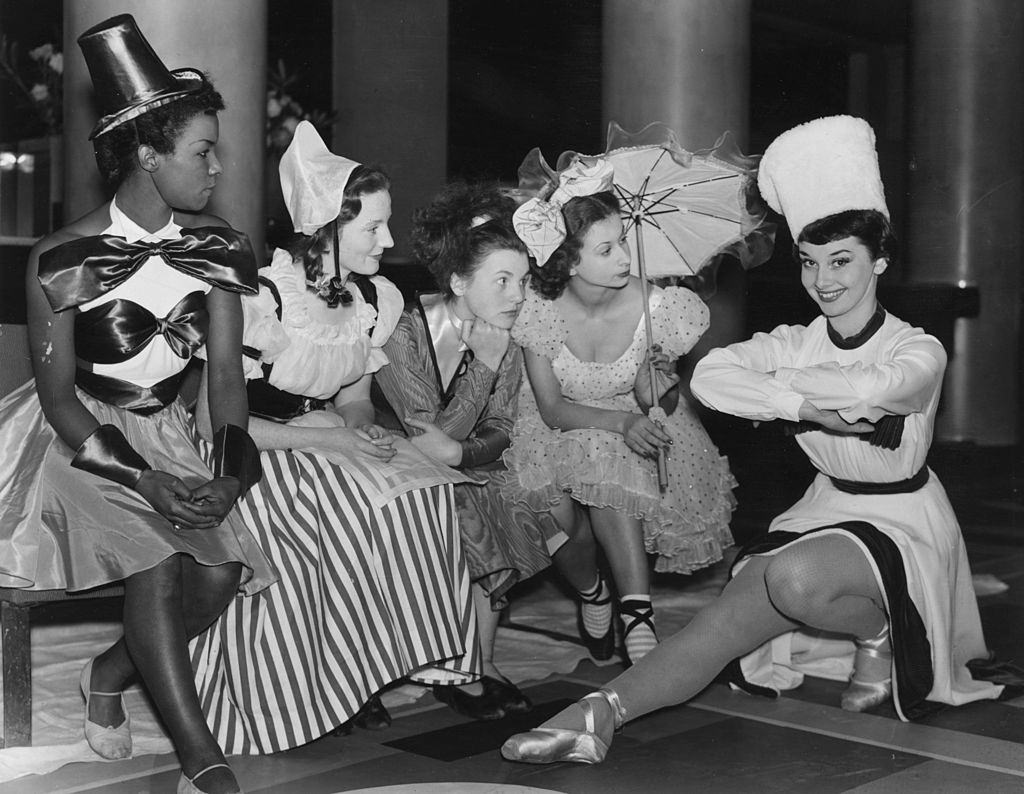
[502,417,737,575]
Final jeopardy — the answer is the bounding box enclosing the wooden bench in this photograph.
[0,247,126,748]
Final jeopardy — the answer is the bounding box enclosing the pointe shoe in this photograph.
[80,658,132,760]
[500,688,626,765]
[177,762,242,794]
[841,625,893,712]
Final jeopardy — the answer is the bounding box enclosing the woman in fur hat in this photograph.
[500,115,1002,767]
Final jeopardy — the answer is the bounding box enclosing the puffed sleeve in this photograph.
[239,268,291,380]
[691,324,809,422]
[511,290,564,360]
[650,286,710,358]
[364,275,404,374]
[773,326,946,422]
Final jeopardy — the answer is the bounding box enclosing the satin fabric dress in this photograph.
[373,292,566,609]
[690,308,1003,720]
[501,286,736,574]
[0,199,274,593]
[190,252,479,754]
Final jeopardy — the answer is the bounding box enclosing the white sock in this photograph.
[620,594,657,663]
[578,575,612,638]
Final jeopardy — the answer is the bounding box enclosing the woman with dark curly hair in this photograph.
[189,121,480,752]
[502,157,736,669]
[0,15,273,794]
[373,181,600,720]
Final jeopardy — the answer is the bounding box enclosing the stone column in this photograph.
[603,0,752,360]
[331,0,447,262]
[907,0,1023,444]
[64,0,268,255]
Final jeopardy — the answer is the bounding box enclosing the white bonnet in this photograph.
[279,120,360,235]
[757,115,888,240]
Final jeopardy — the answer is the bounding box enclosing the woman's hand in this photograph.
[355,423,397,460]
[187,476,243,524]
[798,401,875,435]
[634,345,680,409]
[461,318,511,372]
[620,413,673,459]
[135,470,221,530]
[405,416,463,466]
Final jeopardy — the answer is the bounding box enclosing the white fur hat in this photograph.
[757,115,888,240]
[279,120,360,235]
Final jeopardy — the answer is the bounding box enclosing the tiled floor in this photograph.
[3,434,1022,794]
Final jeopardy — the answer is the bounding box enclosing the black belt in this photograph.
[76,367,184,415]
[829,466,929,495]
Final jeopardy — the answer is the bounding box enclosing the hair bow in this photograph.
[512,156,615,265]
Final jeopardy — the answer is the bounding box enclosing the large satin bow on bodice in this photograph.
[512,157,615,266]
[76,290,208,364]
[37,226,258,312]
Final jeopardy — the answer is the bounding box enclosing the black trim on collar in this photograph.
[827,304,886,350]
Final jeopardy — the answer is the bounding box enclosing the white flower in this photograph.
[282,116,298,133]
[29,83,49,102]
[267,96,282,118]
[48,52,62,74]
[29,43,53,61]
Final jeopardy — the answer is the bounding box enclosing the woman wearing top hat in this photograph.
[189,121,481,752]
[500,115,1002,766]
[0,15,271,794]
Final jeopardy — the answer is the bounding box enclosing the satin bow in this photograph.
[38,227,258,312]
[76,291,209,364]
[512,157,615,265]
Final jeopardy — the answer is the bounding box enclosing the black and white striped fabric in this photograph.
[190,446,480,754]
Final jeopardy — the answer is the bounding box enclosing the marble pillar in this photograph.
[907,0,1023,444]
[331,0,448,262]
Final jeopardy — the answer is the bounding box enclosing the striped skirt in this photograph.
[190,447,480,754]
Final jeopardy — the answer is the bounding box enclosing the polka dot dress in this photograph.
[502,286,737,574]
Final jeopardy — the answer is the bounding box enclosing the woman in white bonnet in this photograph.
[500,115,1003,766]
[191,121,480,753]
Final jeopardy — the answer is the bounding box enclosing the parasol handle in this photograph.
[634,216,669,493]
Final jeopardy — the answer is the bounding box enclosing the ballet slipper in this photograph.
[500,688,626,765]
[841,624,893,712]
[80,657,132,760]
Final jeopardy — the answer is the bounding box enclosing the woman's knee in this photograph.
[762,550,832,620]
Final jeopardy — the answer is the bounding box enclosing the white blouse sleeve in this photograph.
[365,276,405,375]
[690,324,809,422]
[773,328,946,422]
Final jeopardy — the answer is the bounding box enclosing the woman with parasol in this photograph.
[501,116,1002,767]
[501,154,738,667]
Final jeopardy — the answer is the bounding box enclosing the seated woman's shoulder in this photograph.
[31,203,113,258]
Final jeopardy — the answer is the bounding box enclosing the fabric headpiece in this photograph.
[757,115,888,240]
[512,154,615,265]
[279,120,361,235]
[77,14,205,140]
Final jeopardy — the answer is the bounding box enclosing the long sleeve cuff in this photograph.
[211,423,262,495]
[71,424,151,488]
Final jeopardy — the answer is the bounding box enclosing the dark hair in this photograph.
[92,77,224,190]
[411,181,527,298]
[796,209,899,268]
[530,191,620,300]
[285,164,391,285]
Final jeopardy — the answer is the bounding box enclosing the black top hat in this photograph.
[77,14,205,139]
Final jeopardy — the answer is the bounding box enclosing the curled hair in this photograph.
[285,164,391,285]
[92,77,224,190]
[530,191,620,300]
[797,209,899,269]
[411,181,527,297]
